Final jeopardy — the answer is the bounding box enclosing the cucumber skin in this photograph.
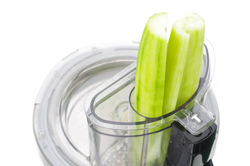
[162,24,189,115]
[176,14,205,108]
[135,14,168,118]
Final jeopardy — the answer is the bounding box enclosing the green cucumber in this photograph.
[176,12,205,108]
[162,18,190,115]
[135,12,168,118]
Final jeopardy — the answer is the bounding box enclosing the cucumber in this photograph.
[135,12,168,118]
[162,18,190,115]
[176,12,205,108]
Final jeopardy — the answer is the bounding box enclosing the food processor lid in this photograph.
[85,39,216,135]
[33,40,217,166]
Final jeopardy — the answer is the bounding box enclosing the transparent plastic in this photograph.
[33,40,219,166]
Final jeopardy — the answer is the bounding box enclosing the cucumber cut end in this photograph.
[184,11,205,30]
[173,12,205,35]
[147,13,168,39]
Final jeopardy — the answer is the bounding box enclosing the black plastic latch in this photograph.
[167,121,217,166]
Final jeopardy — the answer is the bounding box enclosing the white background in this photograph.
[0,0,249,165]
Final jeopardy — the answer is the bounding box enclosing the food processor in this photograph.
[33,39,219,166]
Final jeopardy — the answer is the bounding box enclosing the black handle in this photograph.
[204,160,213,166]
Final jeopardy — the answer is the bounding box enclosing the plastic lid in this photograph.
[85,39,216,135]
